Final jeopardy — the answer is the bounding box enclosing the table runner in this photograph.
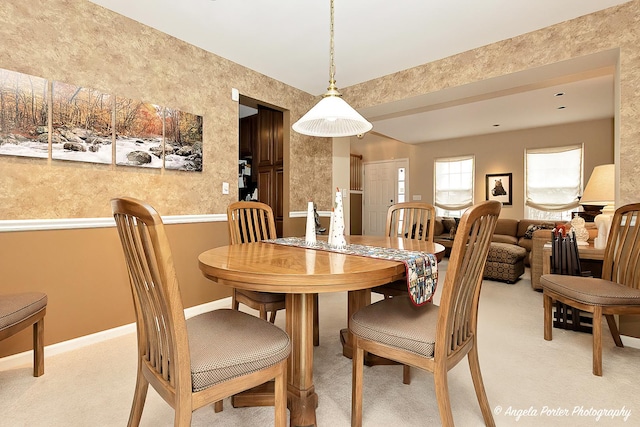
[265,237,437,306]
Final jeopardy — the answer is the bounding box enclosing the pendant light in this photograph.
[292,0,373,138]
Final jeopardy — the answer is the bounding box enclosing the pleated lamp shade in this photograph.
[580,164,615,214]
[292,95,373,138]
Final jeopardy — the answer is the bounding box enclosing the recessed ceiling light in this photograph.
[554,92,565,97]
[557,106,566,109]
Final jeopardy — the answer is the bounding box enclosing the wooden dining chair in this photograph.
[0,292,48,377]
[227,202,286,323]
[541,203,640,376]
[370,202,436,384]
[227,201,320,346]
[350,200,501,427]
[112,197,290,427]
[372,202,437,299]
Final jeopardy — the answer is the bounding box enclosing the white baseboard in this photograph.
[0,297,231,372]
[621,334,640,349]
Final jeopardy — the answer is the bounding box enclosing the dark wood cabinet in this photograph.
[275,168,284,235]
[256,106,284,236]
[256,106,283,167]
[239,104,284,236]
[239,114,257,159]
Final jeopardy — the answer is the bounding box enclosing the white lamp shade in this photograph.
[580,164,614,206]
[292,95,373,138]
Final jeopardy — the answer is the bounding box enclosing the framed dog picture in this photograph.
[486,173,512,205]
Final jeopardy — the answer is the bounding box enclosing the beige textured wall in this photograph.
[343,1,640,207]
[351,119,614,220]
[0,221,231,358]
[0,0,333,221]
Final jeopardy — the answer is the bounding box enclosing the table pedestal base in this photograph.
[287,385,318,427]
[231,381,275,408]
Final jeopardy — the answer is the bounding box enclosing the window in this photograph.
[397,167,406,203]
[395,167,407,234]
[525,145,583,220]
[434,156,474,217]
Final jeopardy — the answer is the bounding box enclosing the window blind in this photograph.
[525,145,582,211]
[434,156,474,211]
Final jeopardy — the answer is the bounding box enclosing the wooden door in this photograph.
[256,106,284,236]
[363,159,409,235]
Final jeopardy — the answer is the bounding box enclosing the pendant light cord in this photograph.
[326,0,341,96]
[291,0,373,136]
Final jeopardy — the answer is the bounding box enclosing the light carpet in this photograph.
[2,261,640,426]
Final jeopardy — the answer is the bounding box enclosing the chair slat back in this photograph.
[227,201,277,244]
[436,201,501,358]
[111,197,189,392]
[603,203,640,289]
[385,202,436,242]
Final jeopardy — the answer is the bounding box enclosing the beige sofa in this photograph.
[434,217,564,267]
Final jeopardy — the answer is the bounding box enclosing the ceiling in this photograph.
[89,0,626,144]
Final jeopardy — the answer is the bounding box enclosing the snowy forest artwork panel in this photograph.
[114,100,203,171]
[51,81,113,164]
[0,68,48,159]
[115,98,163,169]
[164,108,203,172]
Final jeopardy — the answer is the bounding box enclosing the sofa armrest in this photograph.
[530,228,554,291]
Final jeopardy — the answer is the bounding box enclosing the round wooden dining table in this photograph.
[198,235,444,427]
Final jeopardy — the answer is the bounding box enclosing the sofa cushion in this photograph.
[493,234,518,245]
[494,218,518,237]
[518,237,533,252]
[433,219,444,237]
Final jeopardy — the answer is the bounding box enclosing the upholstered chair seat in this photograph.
[350,296,437,358]
[0,292,47,331]
[541,275,640,306]
[188,309,290,392]
[0,292,48,377]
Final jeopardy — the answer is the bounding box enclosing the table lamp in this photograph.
[580,164,615,249]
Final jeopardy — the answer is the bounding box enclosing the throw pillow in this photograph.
[523,223,554,239]
[442,217,456,233]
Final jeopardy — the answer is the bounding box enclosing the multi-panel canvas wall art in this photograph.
[0,65,203,172]
[164,108,203,172]
[0,68,49,159]
[115,98,163,169]
[51,81,113,164]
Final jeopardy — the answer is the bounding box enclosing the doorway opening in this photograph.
[238,95,285,236]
